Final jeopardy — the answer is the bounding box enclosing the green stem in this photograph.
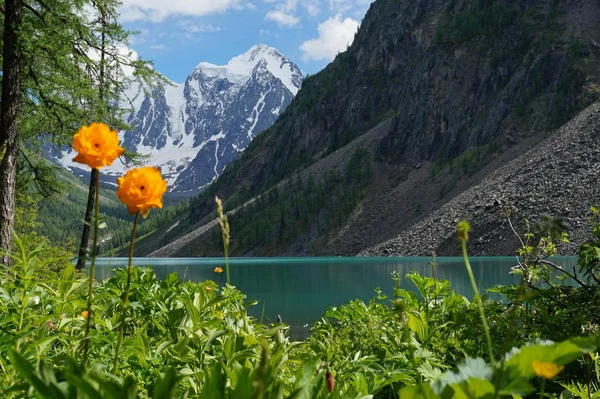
[493,273,528,398]
[82,169,100,368]
[224,240,230,285]
[113,212,140,374]
[462,240,495,364]
[16,303,25,350]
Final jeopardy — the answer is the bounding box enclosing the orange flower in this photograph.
[72,123,124,169]
[81,310,89,318]
[204,286,212,292]
[116,167,167,218]
[532,361,564,379]
[214,267,223,273]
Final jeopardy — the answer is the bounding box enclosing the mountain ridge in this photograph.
[56,44,303,194]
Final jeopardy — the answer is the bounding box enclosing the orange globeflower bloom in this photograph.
[81,310,89,318]
[214,267,223,273]
[116,167,167,218]
[72,123,124,169]
[532,361,564,379]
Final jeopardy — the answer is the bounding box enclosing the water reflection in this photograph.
[93,256,577,339]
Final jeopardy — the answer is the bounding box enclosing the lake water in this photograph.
[92,256,578,339]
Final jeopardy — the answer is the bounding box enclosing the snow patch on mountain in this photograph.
[197,44,300,95]
[57,44,303,194]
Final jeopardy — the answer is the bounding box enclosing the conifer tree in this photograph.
[0,0,163,266]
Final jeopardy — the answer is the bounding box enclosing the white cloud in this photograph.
[265,10,300,26]
[263,0,320,27]
[328,0,373,13]
[177,20,221,39]
[178,21,222,34]
[300,15,359,62]
[120,0,247,22]
[328,0,352,13]
[304,2,320,17]
[150,44,167,50]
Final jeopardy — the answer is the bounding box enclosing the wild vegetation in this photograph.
[1,0,600,397]
[3,201,600,397]
[6,118,600,396]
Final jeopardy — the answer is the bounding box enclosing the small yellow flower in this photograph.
[81,310,89,318]
[214,267,223,273]
[204,286,212,292]
[532,361,564,379]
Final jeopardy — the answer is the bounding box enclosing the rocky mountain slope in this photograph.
[362,103,600,256]
[141,0,600,257]
[57,44,303,193]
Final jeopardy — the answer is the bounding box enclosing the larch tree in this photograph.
[0,0,163,267]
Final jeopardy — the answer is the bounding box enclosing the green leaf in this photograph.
[7,349,65,399]
[152,368,180,399]
[408,312,428,342]
[182,297,201,324]
[64,374,103,399]
[123,376,139,399]
[504,336,599,379]
[228,363,253,399]
[499,378,535,397]
[451,378,495,399]
[293,358,321,391]
[594,223,600,239]
[399,384,441,399]
[156,340,173,355]
[200,363,226,399]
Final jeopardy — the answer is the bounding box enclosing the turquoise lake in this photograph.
[92,257,578,338]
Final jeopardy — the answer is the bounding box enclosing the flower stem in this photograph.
[224,239,230,285]
[113,212,140,374]
[83,169,100,368]
[461,240,495,364]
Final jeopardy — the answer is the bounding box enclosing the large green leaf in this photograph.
[7,349,66,399]
[408,312,428,342]
[504,336,600,379]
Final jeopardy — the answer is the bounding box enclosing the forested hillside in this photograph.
[33,169,188,254]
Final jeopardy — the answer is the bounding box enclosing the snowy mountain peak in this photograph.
[195,44,302,95]
[56,45,303,194]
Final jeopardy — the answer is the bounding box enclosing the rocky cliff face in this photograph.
[149,0,600,257]
[57,44,303,193]
[362,103,600,256]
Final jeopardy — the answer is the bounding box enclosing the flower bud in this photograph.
[326,370,335,393]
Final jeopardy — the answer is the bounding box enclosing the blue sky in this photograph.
[119,0,373,83]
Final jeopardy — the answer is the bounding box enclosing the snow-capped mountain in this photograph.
[58,44,303,193]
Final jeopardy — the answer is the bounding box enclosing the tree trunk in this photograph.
[0,0,23,266]
[76,168,99,270]
[76,6,106,271]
